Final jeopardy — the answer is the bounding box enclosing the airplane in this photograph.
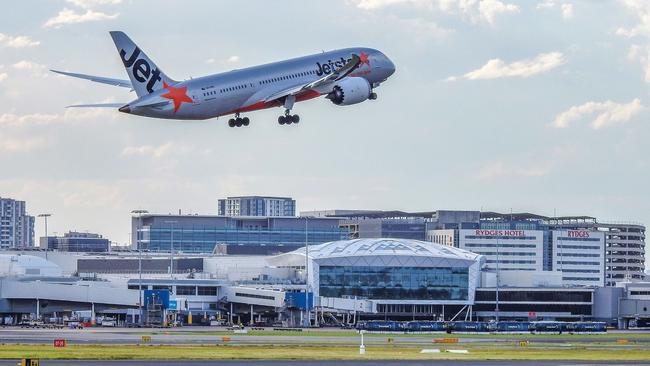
[52,31,396,128]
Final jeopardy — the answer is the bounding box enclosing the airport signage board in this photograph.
[168,300,178,310]
[144,289,170,309]
[53,339,66,348]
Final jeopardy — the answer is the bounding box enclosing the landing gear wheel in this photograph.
[236,118,243,127]
[278,116,286,125]
[228,118,236,127]
[291,114,300,124]
[242,117,250,126]
[369,92,378,100]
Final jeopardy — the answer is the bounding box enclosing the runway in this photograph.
[0,327,649,347]
[1,361,649,366]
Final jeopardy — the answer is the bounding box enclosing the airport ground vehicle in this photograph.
[356,320,607,334]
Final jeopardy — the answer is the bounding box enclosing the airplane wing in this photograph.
[261,54,362,103]
[51,69,133,89]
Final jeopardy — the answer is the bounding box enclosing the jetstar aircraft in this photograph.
[52,31,396,127]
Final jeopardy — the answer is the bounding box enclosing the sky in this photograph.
[0,0,649,252]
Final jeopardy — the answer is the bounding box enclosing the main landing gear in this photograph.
[228,113,249,128]
[278,95,299,126]
[278,111,299,125]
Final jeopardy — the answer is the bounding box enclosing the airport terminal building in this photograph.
[0,239,486,326]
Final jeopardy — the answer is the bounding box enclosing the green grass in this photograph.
[139,329,650,339]
[1,344,650,361]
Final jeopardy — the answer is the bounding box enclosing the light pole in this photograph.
[131,209,149,325]
[164,220,178,279]
[304,216,309,327]
[37,214,52,260]
[495,234,500,322]
[359,329,366,355]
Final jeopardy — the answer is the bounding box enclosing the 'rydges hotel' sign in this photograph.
[474,229,526,237]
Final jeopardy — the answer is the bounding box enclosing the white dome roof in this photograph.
[267,238,482,269]
[0,254,62,277]
[307,238,480,261]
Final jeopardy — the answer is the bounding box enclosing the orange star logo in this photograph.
[359,52,370,66]
[161,81,193,113]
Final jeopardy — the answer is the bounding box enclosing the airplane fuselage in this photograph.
[122,48,395,120]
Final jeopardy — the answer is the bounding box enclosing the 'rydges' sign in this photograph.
[566,230,591,238]
[474,229,525,237]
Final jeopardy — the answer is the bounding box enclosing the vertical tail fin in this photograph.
[109,31,176,97]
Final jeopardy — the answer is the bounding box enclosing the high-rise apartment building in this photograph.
[0,197,35,249]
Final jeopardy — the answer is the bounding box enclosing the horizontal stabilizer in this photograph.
[51,69,132,89]
[66,103,126,108]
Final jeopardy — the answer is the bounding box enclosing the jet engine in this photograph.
[326,77,372,106]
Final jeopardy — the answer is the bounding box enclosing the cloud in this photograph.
[12,60,48,77]
[0,137,49,153]
[227,56,240,63]
[616,0,650,38]
[536,1,574,20]
[618,2,650,83]
[477,0,519,25]
[122,142,175,158]
[0,33,40,48]
[0,108,113,128]
[447,52,565,81]
[561,3,574,20]
[536,0,555,9]
[628,44,650,82]
[551,98,644,129]
[0,113,60,127]
[399,16,453,40]
[349,0,519,25]
[65,0,122,8]
[0,73,7,82]
[44,8,119,28]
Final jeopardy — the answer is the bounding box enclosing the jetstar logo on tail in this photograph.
[161,82,193,113]
[120,47,162,93]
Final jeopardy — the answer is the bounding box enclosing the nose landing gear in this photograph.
[228,113,250,128]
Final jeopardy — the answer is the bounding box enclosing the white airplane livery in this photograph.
[53,31,396,127]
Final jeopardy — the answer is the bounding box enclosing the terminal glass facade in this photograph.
[134,215,347,253]
[319,266,469,300]
[143,227,345,253]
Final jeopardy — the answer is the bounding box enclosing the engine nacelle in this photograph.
[326,77,372,106]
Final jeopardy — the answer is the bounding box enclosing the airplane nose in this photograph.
[384,57,396,76]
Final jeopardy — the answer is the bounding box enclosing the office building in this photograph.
[218,196,295,217]
[429,212,607,287]
[131,214,346,254]
[601,223,646,285]
[547,217,646,286]
[0,197,35,249]
[41,232,110,253]
[302,210,431,240]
